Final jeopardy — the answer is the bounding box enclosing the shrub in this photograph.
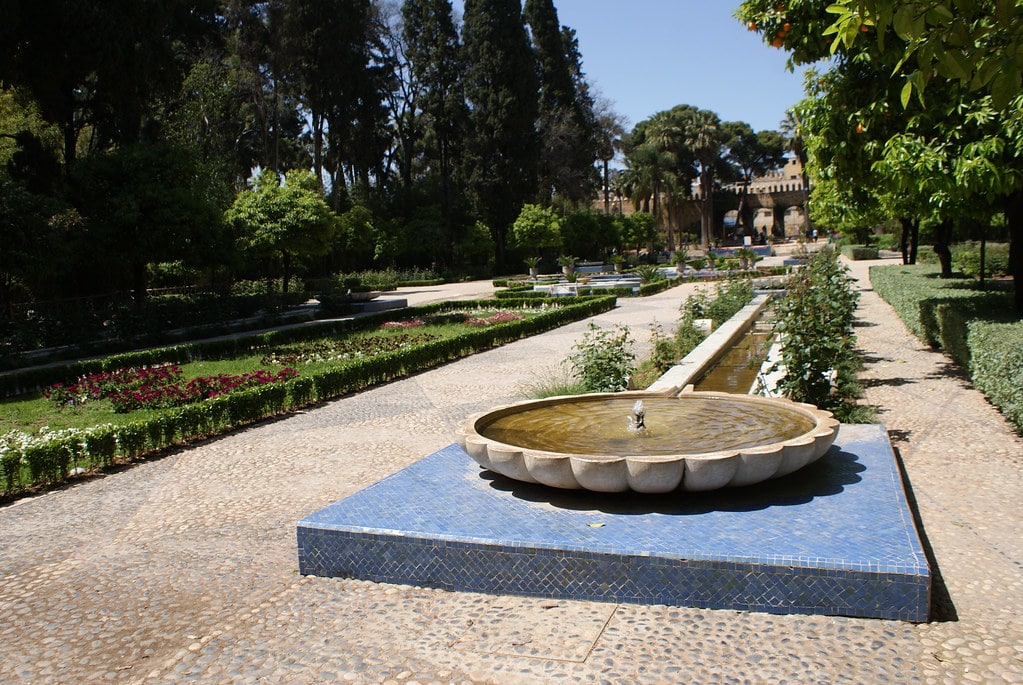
[840,245,879,260]
[567,323,636,393]
[871,262,1020,435]
[969,320,1023,434]
[772,248,859,409]
[1,297,620,496]
[952,242,1010,278]
[871,264,1013,347]
[635,265,664,283]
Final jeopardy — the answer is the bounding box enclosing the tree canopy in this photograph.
[738,0,1023,313]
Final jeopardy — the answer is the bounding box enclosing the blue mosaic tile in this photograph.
[297,424,931,621]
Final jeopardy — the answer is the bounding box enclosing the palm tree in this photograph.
[683,107,724,247]
[782,106,813,237]
[594,104,627,215]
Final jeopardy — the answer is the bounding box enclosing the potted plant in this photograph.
[557,255,575,276]
[735,247,757,270]
[524,255,541,278]
[671,246,690,275]
[610,254,625,273]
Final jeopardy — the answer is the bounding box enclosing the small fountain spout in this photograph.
[628,399,646,432]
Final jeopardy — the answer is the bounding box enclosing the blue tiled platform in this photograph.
[297,424,930,621]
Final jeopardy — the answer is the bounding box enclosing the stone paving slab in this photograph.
[1,269,1022,683]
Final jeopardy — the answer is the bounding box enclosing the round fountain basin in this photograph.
[456,390,839,494]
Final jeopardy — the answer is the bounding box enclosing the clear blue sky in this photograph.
[452,1,814,134]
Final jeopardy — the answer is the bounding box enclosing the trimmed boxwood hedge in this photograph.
[840,245,879,260]
[969,319,1023,434]
[0,296,615,496]
[870,263,1021,434]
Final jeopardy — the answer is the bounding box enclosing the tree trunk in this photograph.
[932,220,954,278]
[131,260,147,311]
[1004,190,1023,315]
[440,137,453,235]
[979,228,987,290]
[735,186,748,234]
[281,251,291,295]
[602,159,610,215]
[899,217,919,265]
[699,175,714,248]
[63,121,78,174]
[312,111,324,189]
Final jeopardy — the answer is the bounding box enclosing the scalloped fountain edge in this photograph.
[456,390,840,494]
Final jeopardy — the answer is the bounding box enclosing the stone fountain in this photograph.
[297,306,930,620]
[457,389,839,494]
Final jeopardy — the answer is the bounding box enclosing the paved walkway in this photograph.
[1,261,1021,684]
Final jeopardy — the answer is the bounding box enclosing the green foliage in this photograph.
[872,262,1021,433]
[633,278,754,388]
[772,249,859,409]
[462,0,540,255]
[510,204,561,252]
[559,211,603,259]
[969,320,1023,435]
[454,221,496,268]
[705,278,755,328]
[566,323,636,393]
[681,278,754,329]
[840,245,880,260]
[621,212,658,249]
[226,169,337,292]
[635,265,664,284]
[521,364,588,399]
[71,142,225,301]
[0,296,616,496]
[952,242,1011,278]
[871,263,1014,347]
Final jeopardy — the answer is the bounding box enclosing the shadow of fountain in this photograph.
[479,447,865,516]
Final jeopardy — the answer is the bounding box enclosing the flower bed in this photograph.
[45,365,298,413]
[1,296,616,497]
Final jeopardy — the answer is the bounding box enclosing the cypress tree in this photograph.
[524,0,598,205]
[402,0,467,233]
[461,0,540,268]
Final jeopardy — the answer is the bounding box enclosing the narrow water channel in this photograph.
[693,314,775,394]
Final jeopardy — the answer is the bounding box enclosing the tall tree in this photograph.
[524,0,597,204]
[740,0,1023,312]
[0,0,219,170]
[722,123,786,235]
[461,0,540,267]
[593,99,627,215]
[684,107,725,248]
[402,0,468,231]
[71,142,223,305]
[226,169,337,294]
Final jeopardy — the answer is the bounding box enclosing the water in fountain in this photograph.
[477,395,816,457]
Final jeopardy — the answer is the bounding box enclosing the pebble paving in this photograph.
[1,263,1021,683]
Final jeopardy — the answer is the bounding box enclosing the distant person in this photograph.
[812,228,818,243]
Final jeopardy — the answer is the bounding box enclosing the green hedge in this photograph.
[0,299,546,397]
[969,320,1023,434]
[870,263,1021,434]
[870,264,1013,347]
[0,296,616,496]
[840,245,879,260]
